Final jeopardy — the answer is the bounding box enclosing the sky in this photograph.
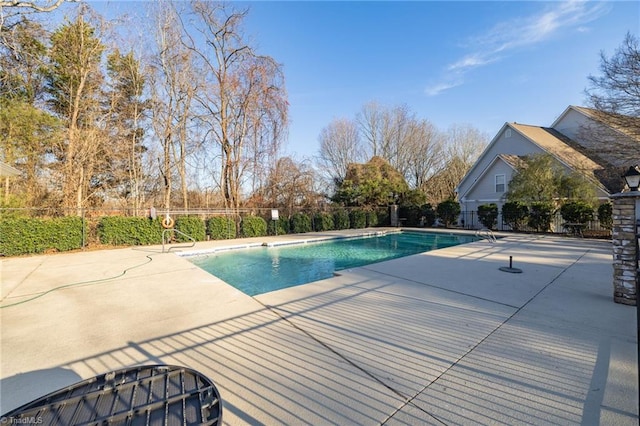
[49,1,639,159]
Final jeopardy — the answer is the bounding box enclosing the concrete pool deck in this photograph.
[0,229,638,424]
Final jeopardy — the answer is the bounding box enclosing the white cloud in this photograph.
[425,81,462,97]
[426,0,609,96]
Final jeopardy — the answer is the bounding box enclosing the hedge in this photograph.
[502,201,529,231]
[366,210,378,227]
[98,216,163,246]
[290,212,312,234]
[376,208,390,226]
[560,201,594,224]
[597,202,613,230]
[313,212,334,231]
[207,217,237,239]
[240,216,267,237]
[528,202,555,232]
[477,203,499,230]
[422,204,436,227]
[0,216,84,256]
[436,200,461,228]
[399,205,421,227]
[267,217,289,236]
[175,216,206,242]
[333,210,350,230]
[349,210,367,229]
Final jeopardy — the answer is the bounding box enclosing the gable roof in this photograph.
[460,154,521,199]
[457,121,613,199]
[553,105,640,142]
[0,162,20,177]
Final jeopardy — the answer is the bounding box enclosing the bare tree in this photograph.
[423,124,489,203]
[263,156,318,216]
[148,3,200,210]
[0,0,77,27]
[316,117,363,188]
[586,32,640,148]
[403,119,444,189]
[587,32,640,119]
[184,1,287,213]
[1,0,72,11]
[105,49,147,214]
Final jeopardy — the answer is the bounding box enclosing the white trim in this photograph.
[459,154,517,200]
[495,174,506,193]
[455,122,511,195]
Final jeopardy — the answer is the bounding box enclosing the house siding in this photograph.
[457,125,545,199]
[554,107,639,169]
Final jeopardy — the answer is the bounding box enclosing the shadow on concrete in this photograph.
[0,367,82,414]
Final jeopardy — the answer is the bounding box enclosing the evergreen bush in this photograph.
[560,201,594,224]
[313,212,334,231]
[240,216,267,237]
[421,204,436,227]
[98,216,163,246]
[528,202,555,232]
[477,203,499,229]
[502,201,529,231]
[175,216,206,242]
[290,212,312,233]
[597,202,613,230]
[366,210,378,227]
[333,210,350,230]
[267,217,289,236]
[399,205,421,227]
[0,216,84,256]
[349,209,367,229]
[376,208,390,226]
[207,217,237,239]
[436,199,461,228]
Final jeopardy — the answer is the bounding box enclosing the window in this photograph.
[505,129,512,138]
[495,174,505,193]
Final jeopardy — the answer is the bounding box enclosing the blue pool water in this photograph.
[188,232,478,296]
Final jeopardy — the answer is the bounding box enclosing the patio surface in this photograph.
[0,229,638,425]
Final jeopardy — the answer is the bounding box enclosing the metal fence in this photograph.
[459,210,611,237]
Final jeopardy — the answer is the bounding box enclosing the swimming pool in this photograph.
[187,231,478,296]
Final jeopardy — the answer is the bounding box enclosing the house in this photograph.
[456,105,640,229]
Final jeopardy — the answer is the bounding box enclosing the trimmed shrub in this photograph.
[366,210,378,227]
[560,201,594,225]
[0,216,84,256]
[175,216,206,242]
[528,202,555,232]
[313,212,334,231]
[267,217,289,236]
[477,203,499,229]
[240,216,267,237]
[98,216,163,246]
[290,212,312,234]
[376,208,390,226]
[399,205,421,227]
[207,217,237,240]
[333,210,350,230]
[597,202,613,230]
[502,201,529,231]
[421,204,436,227]
[436,199,461,228]
[349,209,367,229]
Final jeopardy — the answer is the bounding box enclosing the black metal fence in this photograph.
[459,210,610,236]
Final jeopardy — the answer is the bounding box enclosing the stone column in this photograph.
[611,192,640,305]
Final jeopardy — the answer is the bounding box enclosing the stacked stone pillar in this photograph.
[612,192,640,305]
